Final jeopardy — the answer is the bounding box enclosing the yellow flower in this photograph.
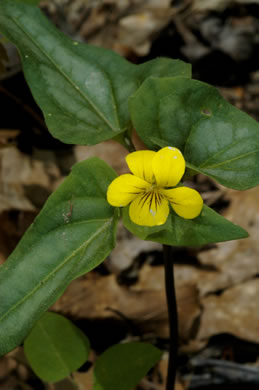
[107,146,203,226]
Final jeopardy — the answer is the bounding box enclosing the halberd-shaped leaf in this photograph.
[123,205,248,246]
[93,342,162,390]
[0,0,134,145]
[0,0,191,146]
[0,158,119,357]
[24,312,90,382]
[130,77,259,190]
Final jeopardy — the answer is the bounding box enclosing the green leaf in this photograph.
[0,0,134,145]
[123,205,248,246]
[16,0,41,4]
[93,342,162,390]
[24,312,90,383]
[0,1,136,145]
[130,77,259,190]
[0,158,119,357]
[136,57,191,81]
[0,1,191,146]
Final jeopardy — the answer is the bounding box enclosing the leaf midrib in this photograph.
[0,218,113,323]
[200,148,259,169]
[11,13,120,133]
[38,320,70,373]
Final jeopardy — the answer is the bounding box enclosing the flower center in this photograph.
[140,186,164,211]
[147,182,162,191]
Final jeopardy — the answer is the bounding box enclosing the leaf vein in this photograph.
[202,149,259,169]
[11,16,119,133]
[0,219,113,323]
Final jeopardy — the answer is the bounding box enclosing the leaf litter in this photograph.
[1,0,259,388]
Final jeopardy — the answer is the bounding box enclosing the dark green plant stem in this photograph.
[163,244,178,390]
[124,134,136,152]
[112,133,136,153]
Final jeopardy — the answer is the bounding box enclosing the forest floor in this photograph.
[1,0,259,389]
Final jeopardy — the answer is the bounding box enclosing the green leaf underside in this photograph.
[0,158,118,357]
[123,205,248,246]
[93,342,162,390]
[130,77,259,190]
[0,0,191,146]
[24,312,90,383]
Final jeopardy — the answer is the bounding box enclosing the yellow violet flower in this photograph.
[107,146,203,227]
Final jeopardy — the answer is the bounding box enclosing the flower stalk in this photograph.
[163,244,178,390]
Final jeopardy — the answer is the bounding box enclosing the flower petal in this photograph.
[129,190,169,226]
[107,174,149,207]
[126,150,156,184]
[152,146,185,187]
[163,187,203,219]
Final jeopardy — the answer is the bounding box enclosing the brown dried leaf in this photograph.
[107,223,161,272]
[74,140,128,175]
[0,211,37,264]
[0,147,61,212]
[134,265,201,341]
[53,270,168,337]
[53,264,201,342]
[146,356,186,390]
[118,1,172,56]
[198,278,259,343]
[73,369,94,390]
[197,188,259,295]
[192,0,259,12]
[41,0,173,57]
[0,129,20,149]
